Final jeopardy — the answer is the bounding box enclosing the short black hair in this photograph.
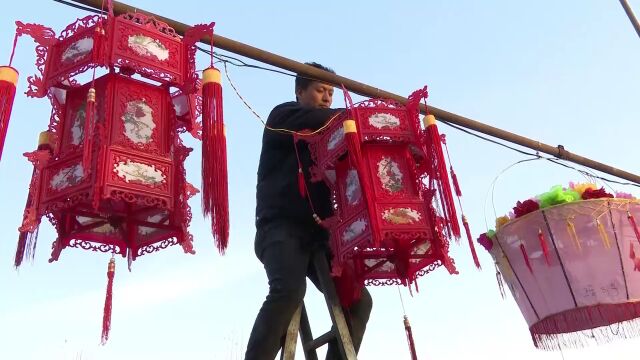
[295,62,335,94]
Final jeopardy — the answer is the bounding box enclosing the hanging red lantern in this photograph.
[309,87,463,299]
[6,3,226,343]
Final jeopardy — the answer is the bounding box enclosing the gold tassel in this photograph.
[566,220,581,251]
[596,219,611,249]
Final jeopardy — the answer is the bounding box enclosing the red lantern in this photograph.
[309,90,462,304]
[7,5,226,343]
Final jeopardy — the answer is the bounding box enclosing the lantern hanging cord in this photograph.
[49,0,640,189]
[397,286,407,316]
[220,60,341,137]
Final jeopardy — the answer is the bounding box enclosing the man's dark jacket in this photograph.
[255,101,341,233]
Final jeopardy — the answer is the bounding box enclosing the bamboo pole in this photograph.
[619,0,640,39]
[67,0,640,185]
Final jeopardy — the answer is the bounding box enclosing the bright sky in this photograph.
[1,1,640,359]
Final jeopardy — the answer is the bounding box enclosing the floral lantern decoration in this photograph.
[478,183,640,349]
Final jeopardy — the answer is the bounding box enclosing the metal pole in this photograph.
[67,0,640,185]
[619,0,640,39]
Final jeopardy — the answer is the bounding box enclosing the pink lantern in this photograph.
[493,198,640,349]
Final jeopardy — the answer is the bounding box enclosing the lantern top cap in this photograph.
[203,67,221,85]
[343,119,357,134]
[0,66,19,85]
[423,114,436,127]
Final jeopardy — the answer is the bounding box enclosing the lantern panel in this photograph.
[41,156,92,207]
[353,101,416,144]
[110,13,184,84]
[364,145,418,201]
[104,149,173,208]
[110,75,168,155]
[45,15,103,89]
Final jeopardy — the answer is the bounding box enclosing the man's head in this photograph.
[295,62,335,109]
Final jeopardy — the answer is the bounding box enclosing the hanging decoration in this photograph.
[478,183,640,350]
[4,2,226,343]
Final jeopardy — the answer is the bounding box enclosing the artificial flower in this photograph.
[537,185,580,208]
[582,187,614,200]
[569,182,597,196]
[496,215,510,230]
[477,233,493,252]
[615,191,635,199]
[512,199,540,218]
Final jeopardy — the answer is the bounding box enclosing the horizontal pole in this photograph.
[67,0,640,185]
[620,0,640,39]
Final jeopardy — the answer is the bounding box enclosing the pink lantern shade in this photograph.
[494,199,640,349]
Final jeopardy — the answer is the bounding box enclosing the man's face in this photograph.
[296,81,334,109]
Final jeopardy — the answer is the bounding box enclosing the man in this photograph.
[245,62,372,360]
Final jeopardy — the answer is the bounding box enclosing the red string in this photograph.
[8,33,19,66]
[210,27,214,67]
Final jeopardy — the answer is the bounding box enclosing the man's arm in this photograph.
[269,103,343,132]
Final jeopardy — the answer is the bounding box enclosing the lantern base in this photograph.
[531,301,640,350]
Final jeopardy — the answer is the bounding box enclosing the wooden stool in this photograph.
[281,250,357,360]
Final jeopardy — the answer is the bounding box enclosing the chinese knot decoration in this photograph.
[2,1,228,343]
[308,86,479,307]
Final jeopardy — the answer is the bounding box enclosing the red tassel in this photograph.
[14,230,39,268]
[15,146,51,268]
[404,315,418,360]
[450,168,462,197]
[82,87,96,173]
[538,229,551,266]
[201,67,229,253]
[0,66,19,162]
[422,115,460,239]
[628,213,640,246]
[101,257,115,345]
[333,263,361,308]
[343,120,379,246]
[520,243,533,274]
[462,216,481,269]
[297,168,306,198]
[630,242,636,260]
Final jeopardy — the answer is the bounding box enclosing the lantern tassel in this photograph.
[450,167,462,197]
[343,119,379,246]
[293,136,306,198]
[15,144,51,268]
[628,212,640,246]
[15,228,39,268]
[297,168,306,197]
[0,66,19,162]
[596,219,611,249]
[421,115,460,239]
[201,67,229,253]
[566,220,582,251]
[462,216,481,269]
[538,229,551,266]
[101,257,115,345]
[403,315,418,360]
[82,87,96,173]
[520,243,533,274]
